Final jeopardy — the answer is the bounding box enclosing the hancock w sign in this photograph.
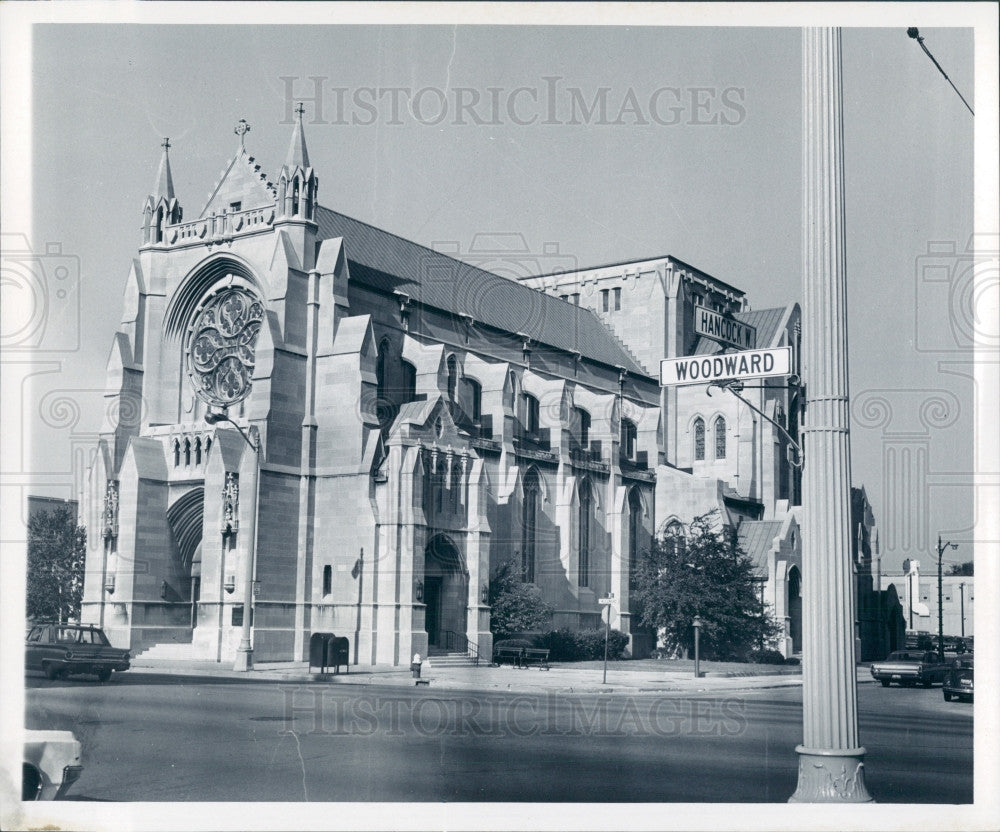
[694,304,756,350]
[660,346,792,387]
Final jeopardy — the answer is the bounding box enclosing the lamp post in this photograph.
[692,615,703,679]
[936,536,958,661]
[206,407,259,672]
[598,593,616,685]
[791,27,873,802]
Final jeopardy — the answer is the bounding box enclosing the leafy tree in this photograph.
[488,556,553,638]
[26,506,86,623]
[632,512,781,661]
[949,560,974,576]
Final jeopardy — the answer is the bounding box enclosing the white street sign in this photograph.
[660,346,792,387]
[598,596,615,605]
[694,304,756,350]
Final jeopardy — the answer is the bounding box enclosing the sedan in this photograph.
[26,622,130,682]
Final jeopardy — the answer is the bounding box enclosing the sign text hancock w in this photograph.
[660,346,792,387]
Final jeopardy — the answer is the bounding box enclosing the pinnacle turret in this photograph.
[142,137,182,246]
[284,103,310,169]
[153,138,175,200]
[277,103,318,222]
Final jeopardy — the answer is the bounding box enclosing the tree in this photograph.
[26,506,86,623]
[949,560,974,576]
[632,512,781,661]
[488,556,553,639]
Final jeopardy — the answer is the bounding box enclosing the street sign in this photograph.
[598,596,615,605]
[660,346,792,387]
[694,304,756,350]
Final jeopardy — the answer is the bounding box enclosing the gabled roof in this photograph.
[314,205,648,376]
[199,147,276,219]
[736,519,784,573]
[693,305,793,356]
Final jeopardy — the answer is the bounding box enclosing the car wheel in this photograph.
[97,668,112,683]
[22,764,42,801]
[44,663,62,681]
[880,680,890,687]
[943,690,952,701]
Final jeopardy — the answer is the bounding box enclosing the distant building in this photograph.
[882,561,975,639]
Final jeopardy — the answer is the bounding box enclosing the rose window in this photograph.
[186,287,264,407]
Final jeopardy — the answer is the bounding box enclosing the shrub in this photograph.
[748,648,786,665]
[784,656,801,666]
[538,628,629,661]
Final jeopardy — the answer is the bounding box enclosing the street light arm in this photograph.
[707,380,803,466]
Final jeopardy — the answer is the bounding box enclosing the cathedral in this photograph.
[81,111,841,666]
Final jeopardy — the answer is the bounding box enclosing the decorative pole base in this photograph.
[233,647,254,672]
[789,745,874,803]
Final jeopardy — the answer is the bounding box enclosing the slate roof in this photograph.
[314,205,647,375]
[693,305,791,356]
[736,519,784,574]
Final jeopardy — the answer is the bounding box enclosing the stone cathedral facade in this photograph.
[81,112,820,665]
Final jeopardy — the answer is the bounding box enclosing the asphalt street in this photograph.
[25,671,972,803]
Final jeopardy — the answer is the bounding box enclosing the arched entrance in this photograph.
[167,488,204,633]
[787,566,802,653]
[423,534,468,647]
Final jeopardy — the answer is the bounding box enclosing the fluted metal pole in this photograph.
[790,27,873,803]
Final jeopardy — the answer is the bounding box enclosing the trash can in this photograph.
[411,652,422,678]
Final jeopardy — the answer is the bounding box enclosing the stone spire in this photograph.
[277,103,318,222]
[284,103,310,169]
[153,137,175,201]
[142,137,182,246]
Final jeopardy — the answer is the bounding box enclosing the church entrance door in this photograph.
[423,534,468,649]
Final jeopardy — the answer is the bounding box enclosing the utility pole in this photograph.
[936,536,958,661]
[959,583,965,638]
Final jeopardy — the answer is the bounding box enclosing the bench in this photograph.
[521,648,550,670]
[494,647,524,667]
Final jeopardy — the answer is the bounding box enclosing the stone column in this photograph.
[790,27,873,803]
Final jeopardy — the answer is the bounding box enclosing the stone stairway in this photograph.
[426,649,480,667]
[134,641,201,662]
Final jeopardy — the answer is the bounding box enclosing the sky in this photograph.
[4,15,984,579]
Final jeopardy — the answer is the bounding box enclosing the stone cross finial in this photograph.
[295,102,305,119]
[234,119,251,146]
[161,137,171,151]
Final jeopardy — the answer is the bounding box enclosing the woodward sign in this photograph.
[694,305,756,350]
[660,346,792,387]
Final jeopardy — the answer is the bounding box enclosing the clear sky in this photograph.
[13,18,979,575]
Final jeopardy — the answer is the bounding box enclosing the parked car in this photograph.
[25,623,130,682]
[869,650,950,688]
[23,729,83,800]
[943,655,974,702]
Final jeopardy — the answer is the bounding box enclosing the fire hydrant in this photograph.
[411,653,422,679]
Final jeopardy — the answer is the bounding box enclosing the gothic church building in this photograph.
[82,113,808,665]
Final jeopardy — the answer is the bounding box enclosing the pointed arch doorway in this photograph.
[424,534,468,648]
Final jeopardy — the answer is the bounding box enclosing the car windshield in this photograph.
[888,652,922,661]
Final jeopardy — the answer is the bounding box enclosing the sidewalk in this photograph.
[127,656,822,695]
